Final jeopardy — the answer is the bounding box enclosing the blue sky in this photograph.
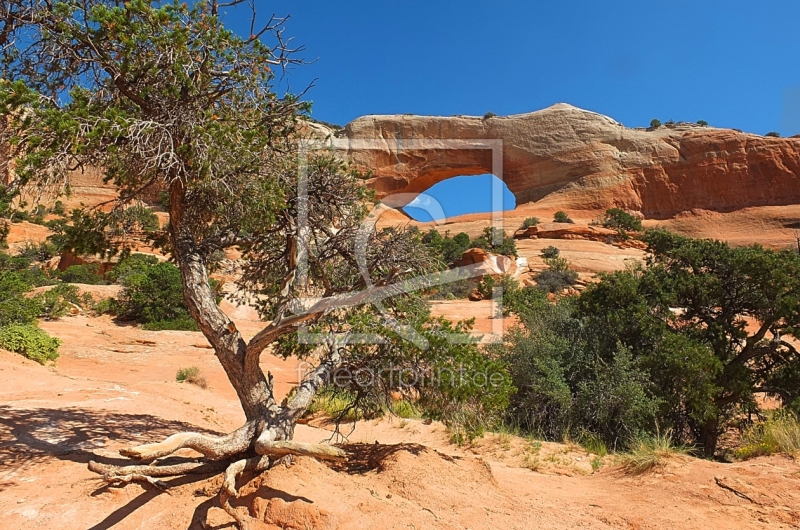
[224,1,800,218]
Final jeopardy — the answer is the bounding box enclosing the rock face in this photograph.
[339,104,800,219]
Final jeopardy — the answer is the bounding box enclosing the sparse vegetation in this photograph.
[59,264,104,285]
[0,323,60,364]
[649,118,661,129]
[534,257,578,293]
[602,208,642,232]
[115,261,201,331]
[520,217,540,229]
[766,131,781,138]
[617,431,689,474]
[175,366,208,389]
[696,120,708,127]
[736,412,800,459]
[553,211,574,224]
[540,245,560,259]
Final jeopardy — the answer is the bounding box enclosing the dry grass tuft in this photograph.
[617,431,689,474]
[736,412,800,460]
[175,366,208,389]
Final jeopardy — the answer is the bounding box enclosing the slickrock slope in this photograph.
[340,104,800,218]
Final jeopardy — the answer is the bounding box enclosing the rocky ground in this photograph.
[3,208,800,529]
[1,312,799,530]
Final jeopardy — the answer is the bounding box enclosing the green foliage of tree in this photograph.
[493,290,659,448]
[602,208,642,232]
[766,131,781,138]
[578,229,800,455]
[696,120,708,127]
[0,0,518,495]
[105,253,160,283]
[0,269,43,326]
[650,118,662,129]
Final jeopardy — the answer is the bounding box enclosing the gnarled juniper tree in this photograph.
[0,1,511,524]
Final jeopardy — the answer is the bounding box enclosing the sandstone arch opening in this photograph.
[401,174,516,222]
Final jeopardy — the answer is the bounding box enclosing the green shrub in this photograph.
[307,387,362,422]
[116,260,199,331]
[470,227,518,257]
[535,257,578,293]
[50,200,65,216]
[105,253,160,283]
[696,120,708,127]
[0,270,43,325]
[602,208,642,232]
[0,323,60,364]
[649,118,661,129]
[766,131,781,138]
[540,245,560,259]
[521,217,540,229]
[59,264,104,284]
[176,366,208,389]
[0,220,8,249]
[18,241,58,263]
[35,283,82,320]
[391,399,420,419]
[553,211,573,224]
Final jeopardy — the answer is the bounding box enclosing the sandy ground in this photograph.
[2,206,800,528]
[1,307,799,529]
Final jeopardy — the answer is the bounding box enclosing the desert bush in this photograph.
[175,366,208,389]
[59,264,104,284]
[602,208,642,232]
[553,211,574,224]
[391,399,420,419]
[540,245,560,259]
[477,274,520,302]
[521,217,540,229]
[0,323,60,364]
[115,260,199,331]
[50,200,65,216]
[35,283,82,320]
[0,270,43,326]
[736,412,800,459]
[617,431,689,474]
[535,257,578,293]
[696,120,708,127]
[105,253,160,284]
[766,131,781,138]
[649,118,661,129]
[470,227,518,257]
[483,111,496,119]
[18,241,58,263]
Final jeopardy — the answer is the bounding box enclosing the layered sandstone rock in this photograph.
[338,104,800,219]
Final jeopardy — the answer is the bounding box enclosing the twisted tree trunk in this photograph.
[88,182,343,528]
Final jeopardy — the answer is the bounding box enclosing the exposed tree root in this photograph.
[219,456,272,528]
[119,424,255,461]
[255,439,347,461]
[89,421,346,529]
[88,460,228,488]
